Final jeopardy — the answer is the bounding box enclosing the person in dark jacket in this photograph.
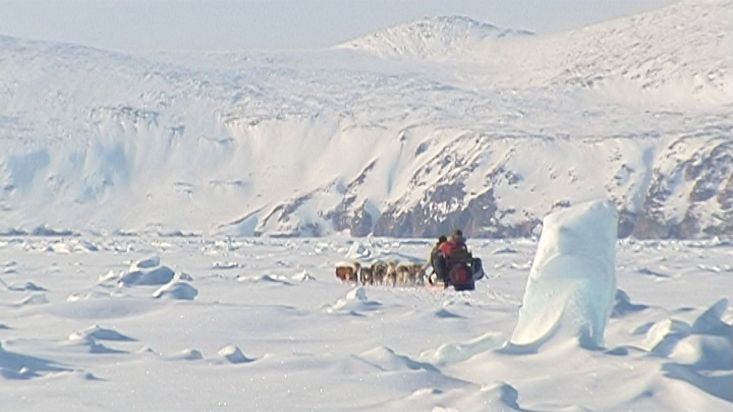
[429,235,448,285]
[439,229,478,289]
[429,235,448,267]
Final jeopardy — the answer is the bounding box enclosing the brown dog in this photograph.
[335,262,360,283]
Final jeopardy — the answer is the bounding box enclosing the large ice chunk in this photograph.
[509,199,618,349]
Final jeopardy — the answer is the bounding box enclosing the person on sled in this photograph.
[439,229,470,260]
[430,230,469,287]
[438,229,483,290]
[428,235,448,285]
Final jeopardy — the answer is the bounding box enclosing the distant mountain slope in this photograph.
[0,0,731,238]
[540,0,733,104]
[335,16,532,60]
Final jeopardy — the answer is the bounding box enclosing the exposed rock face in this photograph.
[252,126,733,239]
[373,186,541,238]
[632,134,733,239]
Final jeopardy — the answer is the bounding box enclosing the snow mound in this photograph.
[15,293,49,306]
[420,332,504,364]
[510,199,618,349]
[43,240,99,254]
[0,342,69,380]
[68,325,135,342]
[212,261,239,270]
[30,225,76,237]
[640,299,733,401]
[291,270,316,282]
[45,243,72,254]
[669,334,733,369]
[326,287,381,314]
[237,274,292,285]
[642,299,732,363]
[115,255,176,287]
[433,308,463,319]
[64,334,127,354]
[7,281,46,292]
[337,16,531,60]
[66,289,121,302]
[152,281,198,300]
[347,287,367,301]
[691,298,730,335]
[422,382,522,412]
[167,348,204,361]
[2,262,18,274]
[135,255,160,269]
[341,241,427,264]
[612,289,650,318]
[642,318,692,355]
[344,241,374,260]
[357,346,438,372]
[217,345,252,364]
[478,382,522,410]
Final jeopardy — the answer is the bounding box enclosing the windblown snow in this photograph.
[1,0,732,239]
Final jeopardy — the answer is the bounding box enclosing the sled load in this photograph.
[335,232,485,291]
[436,252,484,291]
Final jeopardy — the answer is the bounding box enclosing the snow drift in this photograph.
[509,199,618,349]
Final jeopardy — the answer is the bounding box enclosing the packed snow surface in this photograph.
[0,235,731,411]
[510,199,618,349]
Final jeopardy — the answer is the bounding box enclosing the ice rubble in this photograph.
[168,349,204,361]
[217,345,252,364]
[152,281,198,300]
[326,287,382,314]
[509,199,618,349]
[117,255,175,287]
[94,255,199,300]
[643,298,733,367]
[68,325,135,344]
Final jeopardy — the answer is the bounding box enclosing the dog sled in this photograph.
[428,255,484,291]
[336,255,484,291]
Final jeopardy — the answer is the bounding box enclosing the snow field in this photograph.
[0,235,730,410]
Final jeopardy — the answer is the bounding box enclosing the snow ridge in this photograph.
[336,16,532,59]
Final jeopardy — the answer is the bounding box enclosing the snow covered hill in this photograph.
[335,16,533,60]
[0,0,732,238]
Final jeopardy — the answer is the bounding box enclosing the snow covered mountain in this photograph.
[0,0,732,238]
[335,16,533,60]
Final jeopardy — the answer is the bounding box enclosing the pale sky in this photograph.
[0,0,676,52]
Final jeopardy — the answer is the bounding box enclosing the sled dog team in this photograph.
[335,230,482,289]
[335,261,428,287]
